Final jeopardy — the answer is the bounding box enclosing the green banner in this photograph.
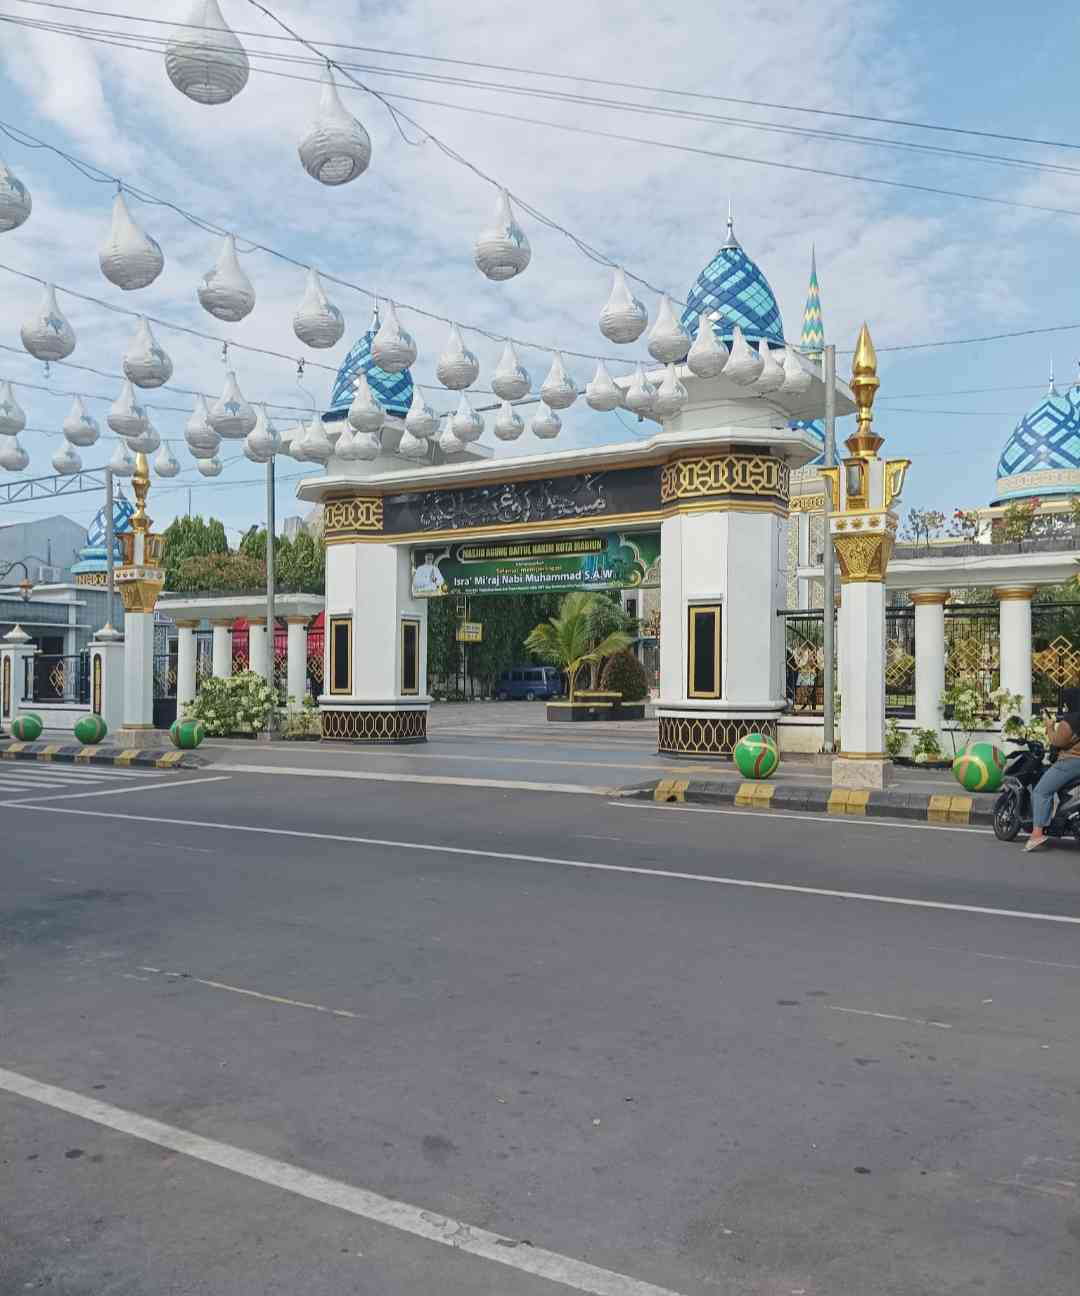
[412,531,660,598]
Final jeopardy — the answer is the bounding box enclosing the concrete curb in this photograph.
[629,777,994,826]
[0,740,203,770]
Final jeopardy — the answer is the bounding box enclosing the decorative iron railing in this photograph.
[27,652,90,705]
[779,609,831,714]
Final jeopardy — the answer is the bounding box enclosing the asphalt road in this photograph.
[2,763,1079,1295]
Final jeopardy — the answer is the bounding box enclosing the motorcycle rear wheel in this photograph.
[993,789,1021,842]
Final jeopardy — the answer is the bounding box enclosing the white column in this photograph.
[122,610,155,729]
[995,586,1034,718]
[90,635,125,735]
[1,626,36,725]
[837,579,887,762]
[176,621,198,710]
[211,621,233,679]
[286,617,308,704]
[911,591,948,733]
[248,618,268,679]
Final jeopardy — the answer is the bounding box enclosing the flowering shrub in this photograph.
[280,694,321,739]
[184,670,277,736]
[1001,498,1040,542]
[949,508,979,541]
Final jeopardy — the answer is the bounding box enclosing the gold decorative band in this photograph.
[660,453,789,505]
[324,496,384,540]
[832,531,891,584]
[658,715,777,757]
[321,707,427,743]
[992,586,1035,602]
[73,572,108,587]
[908,591,950,606]
[789,493,826,513]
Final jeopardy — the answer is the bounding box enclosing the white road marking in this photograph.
[0,1065,686,1296]
[829,1006,952,1029]
[6,802,1080,926]
[610,799,991,834]
[966,950,1080,971]
[176,973,360,1019]
[210,742,666,774]
[215,762,611,796]
[0,774,230,805]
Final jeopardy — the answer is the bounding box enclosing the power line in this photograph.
[13,0,1080,155]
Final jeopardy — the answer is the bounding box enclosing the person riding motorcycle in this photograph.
[1025,686,1080,852]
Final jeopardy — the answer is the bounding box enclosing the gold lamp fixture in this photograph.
[116,452,165,612]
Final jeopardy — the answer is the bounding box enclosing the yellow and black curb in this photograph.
[0,740,201,770]
[630,778,988,825]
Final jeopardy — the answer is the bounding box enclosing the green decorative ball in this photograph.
[169,718,205,750]
[952,742,1005,793]
[74,714,108,745]
[733,732,780,779]
[11,713,42,742]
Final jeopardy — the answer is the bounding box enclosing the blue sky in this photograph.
[0,0,1079,547]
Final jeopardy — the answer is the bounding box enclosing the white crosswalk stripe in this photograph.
[0,763,169,795]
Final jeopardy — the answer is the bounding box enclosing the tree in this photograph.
[600,649,649,701]
[162,515,228,588]
[174,553,266,593]
[524,592,633,702]
[234,527,326,594]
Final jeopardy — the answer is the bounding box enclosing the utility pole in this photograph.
[822,344,837,753]
[265,454,276,694]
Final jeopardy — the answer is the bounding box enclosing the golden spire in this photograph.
[845,322,884,460]
[131,451,152,532]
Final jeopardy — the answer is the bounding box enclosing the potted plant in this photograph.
[525,592,632,721]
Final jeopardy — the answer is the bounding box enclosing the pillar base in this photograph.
[832,756,892,791]
[115,726,173,750]
[319,701,429,744]
[657,707,780,758]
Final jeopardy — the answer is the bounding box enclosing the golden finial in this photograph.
[846,322,884,460]
[131,451,152,532]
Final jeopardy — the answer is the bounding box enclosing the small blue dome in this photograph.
[85,494,134,548]
[995,377,1080,500]
[680,217,784,347]
[328,307,414,418]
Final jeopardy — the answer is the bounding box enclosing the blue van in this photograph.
[495,665,562,701]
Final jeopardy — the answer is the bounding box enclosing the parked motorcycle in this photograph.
[992,738,1080,843]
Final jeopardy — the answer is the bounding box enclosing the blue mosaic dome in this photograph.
[995,378,1080,501]
[680,216,784,347]
[328,306,414,418]
[85,494,134,548]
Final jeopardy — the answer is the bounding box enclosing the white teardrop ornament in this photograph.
[108,440,136,476]
[351,429,380,462]
[99,192,164,291]
[599,267,648,344]
[438,416,465,457]
[63,396,99,447]
[436,324,480,390]
[300,414,332,464]
[209,370,256,439]
[781,345,813,396]
[107,379,148,438]
[531,408,561,440]
[647,294,690,364]
[397,429,429,461]
[585,361,622,412]
[21,283,76,362]
[293,268,345,349]
[753,341,785,394]
[198,234,255,322]
[127,421,161,455]
[370,302,416,374]
[184,395,221,459]
[0,381,27,436]
[247,405,281,459]
[451,392,483,443]
[347,372,384,434]
[494,401,524,441]
[197,456,223,478]
[0,436,29,472]
[404,387,437,439]
[474,189,531,282]
[298,65,371,186]
[624,363,656,416]
[723,326,764,385]
[686,317,729,379]
[123,317,173,388]
[165,0,249,105]
[153,444,181,478]
[0,157,32,232]
[540,352,577,410]
[52,444,82,475]
[491,340,531,401]
[652,364,688,418]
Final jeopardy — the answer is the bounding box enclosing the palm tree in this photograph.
[524,592,633,703]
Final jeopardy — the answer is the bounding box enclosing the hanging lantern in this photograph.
[99,192,164,291]
[298,64,371,186]
[165,0,249,105]
[122,317,173,388]
[398,429,429,461]
[0,157,32,232]
[209,370,256,439]
[51,443,81,475]
[723,326,764,385]
[438,415,465,456]
[197,455,223,478]
[540,352,577,410]
[491,340,531,400]
[624,362,656,415]
[653,364,688,418]
[62,396,99,447]
[21,283,76,362]
[0,381,27,436]
[0,436,28,472]
[436,324,480,390]
[474,189,531,282]
[404,387,437,439]
[347,371,384,434]
[753,341,785,394]
[370,301,416,373]
[107,379,148,438]
[244,435,270,464]
[585,360,622,412]
[494,400,524,441]
[153,443,181,478]
[184,394,221,459]
[781,345,813,396]
[108,440,136,476]
[300,414,332,464]
[293,268,345,349]
[248,404,281,459]
[531,408,561,440]
[647,294,690,364]
[127,421,161,455]
[451,392,484,443]
[599,267,648,344]
[198,234,255,322]
[686,318,728,378]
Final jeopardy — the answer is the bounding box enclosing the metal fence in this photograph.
[884,607,916,715]
[1031,602,1080,712]
[27,652,90,705]
[781,610,830,714]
